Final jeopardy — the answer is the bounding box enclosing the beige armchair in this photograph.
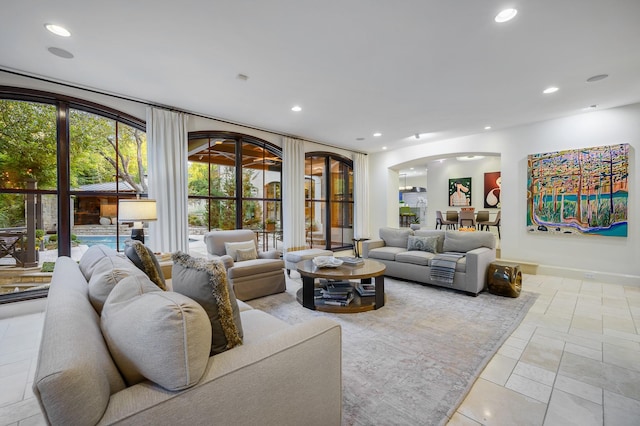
[204,229,286,300]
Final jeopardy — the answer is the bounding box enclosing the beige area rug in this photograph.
[246,275,537,426]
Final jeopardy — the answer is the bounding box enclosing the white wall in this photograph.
[424,156,501,228]
[370,103,640,285]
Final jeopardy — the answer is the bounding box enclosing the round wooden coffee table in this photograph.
[296,259,386,313]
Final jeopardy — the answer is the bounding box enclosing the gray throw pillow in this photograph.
[407,235,440,253]
[171,251,243,355]
[101,275,211,391]
[124,240,166,290]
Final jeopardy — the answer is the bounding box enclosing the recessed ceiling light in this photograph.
[484,126,492,130]
[495,9,517,23]
[45,24,71,37]
[586,74,609,83]
[47,47,74,59]
[291,105,302,112]
[456,155,485,162]
[382,146,387,150]
[373,132,382,137]
[543,87,559,94]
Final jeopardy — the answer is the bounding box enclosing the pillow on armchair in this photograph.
[224,240,256,261]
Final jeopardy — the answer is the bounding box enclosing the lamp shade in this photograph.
[118,199,157,222]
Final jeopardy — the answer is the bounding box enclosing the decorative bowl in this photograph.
[312,256,343,268]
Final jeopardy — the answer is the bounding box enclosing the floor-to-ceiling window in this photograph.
[0,87,146,300]
[305,153,353,250]
[187,131,282,249]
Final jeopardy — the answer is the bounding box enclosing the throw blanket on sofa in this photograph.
[430,252,466,286]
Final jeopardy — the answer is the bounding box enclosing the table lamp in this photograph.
[118,199,157,244]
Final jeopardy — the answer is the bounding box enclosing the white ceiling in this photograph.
[1,0,640,155]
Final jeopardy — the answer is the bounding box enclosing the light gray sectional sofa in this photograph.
[33,246,342,425]
[362,228,496,295]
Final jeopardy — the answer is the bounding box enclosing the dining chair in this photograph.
[482,211,501,238]
[475,210,490,230]
[445,211,459,229]
[458,209,476,228]
[435,211,444,229]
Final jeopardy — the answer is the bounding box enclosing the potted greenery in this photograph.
[265,218,276,231]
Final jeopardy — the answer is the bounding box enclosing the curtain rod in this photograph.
[0,67,367,155]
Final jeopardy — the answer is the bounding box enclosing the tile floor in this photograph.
[0,274,639,425]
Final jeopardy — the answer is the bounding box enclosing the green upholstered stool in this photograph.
[487,261,522,297]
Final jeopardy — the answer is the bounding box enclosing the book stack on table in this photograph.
[318,279,354,306]
[355,282,376,297]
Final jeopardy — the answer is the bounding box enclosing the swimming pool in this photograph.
[76,235,139,250]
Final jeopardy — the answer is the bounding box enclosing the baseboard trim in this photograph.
[0,297,46,319]
[495,258,538,275]
[536,265,640,287]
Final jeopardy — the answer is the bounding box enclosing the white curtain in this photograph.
[353,152,370,239]
[146,107,189,253]
[282,136,306,251]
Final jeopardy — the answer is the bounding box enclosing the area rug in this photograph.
[247,275,537,426]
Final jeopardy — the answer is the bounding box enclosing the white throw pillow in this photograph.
[88,255,146,314]
[78,244,119,281]
[224,240,256,261]
[101,275,211,391]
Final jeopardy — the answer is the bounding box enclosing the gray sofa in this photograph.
[33,250,341,425]
[362,228,496,295]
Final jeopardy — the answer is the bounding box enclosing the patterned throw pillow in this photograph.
[236,247,257,261]
[407,235,440,253]
[124,240,167,290]
[171,252,243,355]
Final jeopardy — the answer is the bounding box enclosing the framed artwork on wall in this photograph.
[484,172,501,208]
[526,143,629,237]
[449,177,471,207]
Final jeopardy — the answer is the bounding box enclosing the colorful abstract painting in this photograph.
[527,143,629,237]
[449,177,472,207]
[484,172,501,208]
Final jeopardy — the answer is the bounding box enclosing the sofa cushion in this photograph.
[101,275,211,391]
[443,231,496,253]
[226,258,284,279]
[367,246,407,261]
[407,235,440,253]
[88,255,147,314]
[78,244,119,281]
[236,246,258,261]
[396,250,434,266]
[379,227,413,248]
[172,252,243,355]
[224,240,257,261]
[124,240,167,290]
